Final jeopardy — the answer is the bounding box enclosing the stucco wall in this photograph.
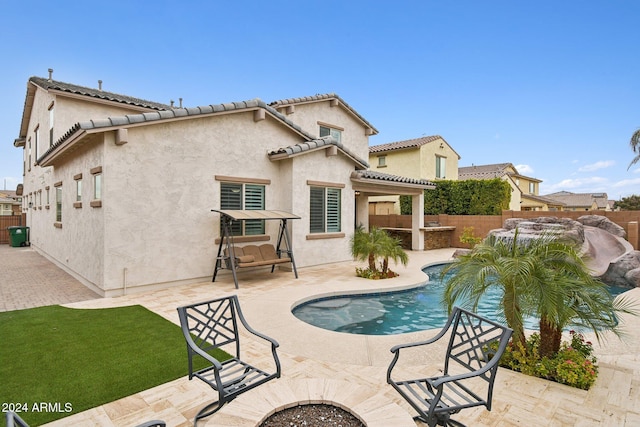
[276,101,371,161]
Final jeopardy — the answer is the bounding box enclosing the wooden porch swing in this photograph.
[211,210,300,288]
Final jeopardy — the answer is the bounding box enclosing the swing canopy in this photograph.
[212,209,301,221]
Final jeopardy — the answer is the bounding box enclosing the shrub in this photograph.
[497,331,598,390]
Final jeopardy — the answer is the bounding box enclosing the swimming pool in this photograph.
[291,263,630,335]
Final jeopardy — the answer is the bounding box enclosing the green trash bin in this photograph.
[7,226,29,247]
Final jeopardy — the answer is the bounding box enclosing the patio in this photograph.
[11,247,640,426]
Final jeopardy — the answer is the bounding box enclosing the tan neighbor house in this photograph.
[12,72,434,296]
[458,163,551,211]
[541,191,611,211]
[368,135,460,214]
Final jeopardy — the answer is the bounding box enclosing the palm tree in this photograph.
[350,225,387,273]
[442,230,635,354]
[627,128,640,170]
[379,234,409,275]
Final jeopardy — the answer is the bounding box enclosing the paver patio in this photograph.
[2,246,639,426]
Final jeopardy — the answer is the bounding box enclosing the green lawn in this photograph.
[0,304,219,426]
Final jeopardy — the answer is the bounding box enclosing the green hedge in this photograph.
[400,178,511,215]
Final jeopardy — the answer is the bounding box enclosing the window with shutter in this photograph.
[309,186,341,233]
[220,182,265,236]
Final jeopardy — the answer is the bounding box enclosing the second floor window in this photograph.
[435,156,446,179]
[319,125,342,143]
[220,182,265,235]
[377,155,386,167]
[529,182,536,194]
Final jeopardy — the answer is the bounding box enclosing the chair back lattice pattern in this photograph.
[179,296,241,358]
[445,309,507,383]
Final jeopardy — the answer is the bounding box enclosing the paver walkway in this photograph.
[2,245,639,426]
[0,245,99,312]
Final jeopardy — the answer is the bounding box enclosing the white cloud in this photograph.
[515,164,534,174]
[541,176,608,194]
[578,160,615,172]
[612,177,640,188]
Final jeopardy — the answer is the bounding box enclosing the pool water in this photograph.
[292,263,630,335]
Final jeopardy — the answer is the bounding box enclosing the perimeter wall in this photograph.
[370,211,640,250]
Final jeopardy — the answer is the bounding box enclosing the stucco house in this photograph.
[542,191,611,211]
[458,163,549,211]
[12,72,433,296]
[368,135,460,214]
[0,190,22,216]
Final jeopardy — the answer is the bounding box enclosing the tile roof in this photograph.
[368,135,444,154]
[268,137,369,169]
[39,99,318,165]
[351,170,436,187]
[542,191,608,208]
[29,76,171,111]
[269,93,378,135]
[458,163,514,179]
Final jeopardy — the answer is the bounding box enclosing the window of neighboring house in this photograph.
[49,102,55,147]
[74,174,82,208]
[55,183,62,223]
[310,186,341,233]
[319,124,342,143]
[529,182,535,194]
[27,138,31,171]
[220,182,265,236]
[435,156,446,179]
[377,155,386,167]
[45,186,50,208]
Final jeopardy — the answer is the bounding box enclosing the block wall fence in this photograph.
[370,211,640,251]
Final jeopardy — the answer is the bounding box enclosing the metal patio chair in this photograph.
[177,295,281,426]
[387,306,513,427]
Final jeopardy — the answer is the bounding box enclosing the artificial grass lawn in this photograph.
[0,304,224,426]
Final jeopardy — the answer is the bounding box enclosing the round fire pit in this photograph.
[260,403,365,427]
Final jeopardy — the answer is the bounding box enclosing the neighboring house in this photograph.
[13,72,433,296]
[368,135,460,214]
[0,190,22,215]
[542,191,611,211]
[458,163,547,211]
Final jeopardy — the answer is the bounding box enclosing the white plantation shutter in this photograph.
[244,184,265,235]
[326,188,341,232]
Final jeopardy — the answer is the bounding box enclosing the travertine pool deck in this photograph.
[3,246,639,426]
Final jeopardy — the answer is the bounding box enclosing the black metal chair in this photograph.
[4,411,165,427]
[177,295,281,426]
[387,306,513,427]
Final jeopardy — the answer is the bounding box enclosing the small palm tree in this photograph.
[350,225,409,278]
[350,225,386,272]
[442,230,636,354]
[380,234,409,275]
[627,128,640,170]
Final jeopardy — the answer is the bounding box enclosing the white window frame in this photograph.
[435,155,446,179]
[319,125,342,143]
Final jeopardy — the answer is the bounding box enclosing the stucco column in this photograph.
[412,192,424,250]
[355,192,369,231]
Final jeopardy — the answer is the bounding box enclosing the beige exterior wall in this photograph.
[275,101,371,161]
[19,89,369,296]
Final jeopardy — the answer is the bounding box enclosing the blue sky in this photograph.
[1,1,639,200]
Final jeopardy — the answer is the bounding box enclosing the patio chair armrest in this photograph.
[429,353,503,388]
[389,327,449,354]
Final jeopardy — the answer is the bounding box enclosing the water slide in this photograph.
[582,226,634,276]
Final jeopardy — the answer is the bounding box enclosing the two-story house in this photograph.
[12,72,433,296]
[368,135,460,214]
[458,163,552,211]
[542,191,611,211]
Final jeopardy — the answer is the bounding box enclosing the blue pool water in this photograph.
[292,263,630,335]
